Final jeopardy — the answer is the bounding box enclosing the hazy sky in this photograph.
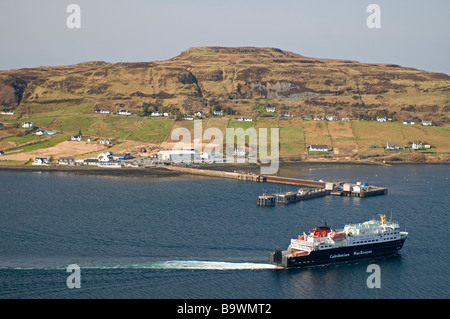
[0,0,449,74]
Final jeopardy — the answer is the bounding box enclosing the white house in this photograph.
[265,107,277,113]
[411,142,422,150]
[71,135,82,141]
[377,117,387,122]
[99,109,111,114]
[213,110,223,116]
[279,112,290,117]
[99,138,111,145]
[22,122,34,128]
[1,110,14,115]
[238,116,253,121]
[58,157,76,165]
[194,111,204,117]
[422,120,432,126]
[35,129,46,136]
[98,152,113,162]
[33,157,50,165]
[163,113,169,117]
[403,120,415,125]
[118,110,132,116]
[326,115,337,121]
[151,111,162,117]
[234,148,246,157]
[341,117,351,122]
[183,115,194,121]
[308,145,329,152]
[386,142,399,150]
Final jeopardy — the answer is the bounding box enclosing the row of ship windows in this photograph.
[294,260,314,264]
[319,236,399,248]
[351,237,397,244]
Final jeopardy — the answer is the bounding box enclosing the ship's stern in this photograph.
[269,247,288,267]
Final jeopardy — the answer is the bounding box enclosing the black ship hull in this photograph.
[269,238,406,268]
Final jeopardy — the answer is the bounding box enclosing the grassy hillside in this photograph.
[0,46,449,164]
[1,110,450,164]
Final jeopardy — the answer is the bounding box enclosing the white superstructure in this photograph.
[288,215,408,255]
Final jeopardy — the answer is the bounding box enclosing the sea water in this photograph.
[0,164,448,299]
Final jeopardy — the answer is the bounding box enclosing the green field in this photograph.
[2,111,450,160]
[4,133,69,154]
[128,117,174,143]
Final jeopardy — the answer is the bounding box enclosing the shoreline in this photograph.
[0,165,186,178]
[0,160,447,178]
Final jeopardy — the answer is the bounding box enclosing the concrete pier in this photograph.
[257,195,276,206]
[265,188,328,205]
[164,165,388,200]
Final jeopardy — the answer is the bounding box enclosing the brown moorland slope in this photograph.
[0,46,449,125]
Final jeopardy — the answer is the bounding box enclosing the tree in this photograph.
[224,106,234,115]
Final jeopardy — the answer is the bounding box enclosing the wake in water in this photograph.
[147,260,279,270]
[1,260,279,270]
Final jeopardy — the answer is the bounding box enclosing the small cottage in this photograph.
[33,157,50,165]
[308,145,329,152]
[118,110,132,116]
[22,122,34,128]
[99,139,111,145]
[386,142,399,150]
[58,157,76,165]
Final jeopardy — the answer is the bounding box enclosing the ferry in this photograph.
[269,215,408,268]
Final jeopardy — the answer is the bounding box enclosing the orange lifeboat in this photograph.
[292,250,309,256]
[330,231,346,239]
